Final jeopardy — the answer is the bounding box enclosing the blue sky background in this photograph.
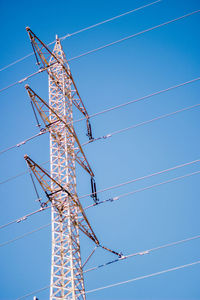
[0,0,200,299]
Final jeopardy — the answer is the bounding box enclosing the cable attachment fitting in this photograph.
[107,196,119,203]
[139,250,149,256]
[35,197,47,208]
[90,177,99,204]
[39,128,47,134]
[34,197,47,208]
[17,141,26,147]
[19,77,28,84]
[86,119,93,141]
[16,216,27,223]
[103,134,112,139]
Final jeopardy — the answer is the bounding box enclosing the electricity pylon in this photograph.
[25,28,121,300]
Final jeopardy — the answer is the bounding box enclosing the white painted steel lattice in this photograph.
[49,39,85,300]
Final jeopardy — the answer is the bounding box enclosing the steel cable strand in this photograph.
[0,0,162,72]
[1,9,200,93]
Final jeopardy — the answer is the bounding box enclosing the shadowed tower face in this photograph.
[49,38,85,300]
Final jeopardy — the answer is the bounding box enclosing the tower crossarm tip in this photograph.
[24,155,59,206]
[25,85,50,129]
[26,27,53,68]
[25,85,95,177]
[26,27,93,139]
[24,155,100,245]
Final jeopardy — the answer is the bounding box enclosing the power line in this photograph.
[83,170,200,210]
[0,74,199,184]
[0,207,47,230]
[81,160,200,201]
[0,170,29,185]
[1,202,199,276]
[61,0,162,40]
[1,102,199,157]
[0,81,20,93]
[83,234,200,273]
[16,259,200,299]
[96,170,200,205]
[75,77,200,123]
[85,260,200,295]
[0,130,47,155]
[16,285,50,300]
[68,9,200,61]
[82,103,200,146]
[0,68,44,93]
[0,53,34,73]
[0,166,199,231]
[1,9,200,94]
[2,3,198,297]
[1,158,200,244]
[1,167,200,244]
[105,103,200,137]
[7,9,200,300]
[0,0,161,73]
[0,67,47,93]
[0,160,49,185]
[0,223,50,247]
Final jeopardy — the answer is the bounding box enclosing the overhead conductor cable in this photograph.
[15,260,200,299]
[1,9,200,93]
[0,0,162,72]
[0,102,199,156]
[0,167,200,231]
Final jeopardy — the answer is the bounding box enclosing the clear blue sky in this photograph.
[0,0,200,299]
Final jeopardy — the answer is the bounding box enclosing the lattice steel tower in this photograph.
[25,28,121,300]
[48,38,85,299]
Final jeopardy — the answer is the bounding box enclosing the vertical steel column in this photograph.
[49,38,85,300]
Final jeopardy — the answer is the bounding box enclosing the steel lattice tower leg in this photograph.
[49,38,86,300]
